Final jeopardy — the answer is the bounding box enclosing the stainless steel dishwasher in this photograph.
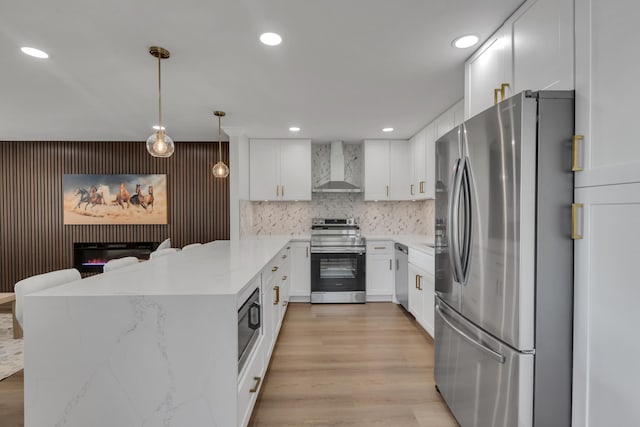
[394,243,408,310]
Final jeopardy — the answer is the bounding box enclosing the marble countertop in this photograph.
[32,238,291,297]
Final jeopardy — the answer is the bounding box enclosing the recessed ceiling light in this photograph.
[452,35,479,49]
[152,125,166,130]
[20,46,49,59]
[382,127,394,132]
[260,32,282,46]
[289,126,301,132]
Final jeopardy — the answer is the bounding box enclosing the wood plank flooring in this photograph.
[0,303,457,427]
[249,303,458,427]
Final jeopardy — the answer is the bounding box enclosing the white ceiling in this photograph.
[0,0,522,142]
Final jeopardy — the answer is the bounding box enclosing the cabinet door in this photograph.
[249,139,280,201]
[421,271,435,338]
[289,242,310,300]
[575,0,640,187]
[410,131,426,199]
[572,183,640,427]
[366,254,394,298]
[511,0,573,94]
[465,26,512,119]
[388,141,411,200]
[280,140,311,201]
[408,264,424,321]
[364,140,390,200]
[436,108,455,141]
[423,123,436,199]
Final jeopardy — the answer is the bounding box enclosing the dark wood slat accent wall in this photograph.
[0,141,229,292]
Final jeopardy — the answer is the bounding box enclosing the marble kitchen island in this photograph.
[23,238,292,427]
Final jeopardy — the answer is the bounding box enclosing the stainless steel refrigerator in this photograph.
[434,91,574,427]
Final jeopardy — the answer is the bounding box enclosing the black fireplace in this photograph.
[73,242,159,274]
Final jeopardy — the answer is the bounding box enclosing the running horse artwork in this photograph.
[63,174,168,225]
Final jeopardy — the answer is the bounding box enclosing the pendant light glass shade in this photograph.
[147,46,174,158]
[212,111,229,178]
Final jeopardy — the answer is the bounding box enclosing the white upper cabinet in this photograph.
[422,123,436,199]
[364,140,391,200]
[410,131,426,199]
[389,142,412,200]
[465,0,573,120]
[574,0,640,187]
[511,0,574,94]
[249,139,311,201]
[465,26,512,120]
[364,140,410,201]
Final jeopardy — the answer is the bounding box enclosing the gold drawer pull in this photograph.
[282,275,287,281]
[417,275,423,290]
[274,286,280,304]
[282,254,287,259]
[276,185,279,197]
[415,275,419,289]
[374,246,386,250]
[420,181,425,193]
[272,266,278,272]
[410,184,414,195]
[249,376,262,393]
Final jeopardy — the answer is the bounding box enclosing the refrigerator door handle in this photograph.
[460,159,473,284]
[448,158,465,284]
[436,303,505,364]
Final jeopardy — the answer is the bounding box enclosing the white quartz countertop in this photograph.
[364,234,435,256]
[33,238,291,297]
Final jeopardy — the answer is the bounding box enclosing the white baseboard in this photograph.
[365,295,393,302]
[289,295,310,303]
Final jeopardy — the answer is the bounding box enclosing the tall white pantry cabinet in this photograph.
[572,0,640,425]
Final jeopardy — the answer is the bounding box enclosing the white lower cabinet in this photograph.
[572,183,640,427]
[289,241,311,301]
[366,241,395,301]
[408,248,435,338]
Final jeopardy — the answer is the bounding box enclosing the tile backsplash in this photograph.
[240,143,434,237]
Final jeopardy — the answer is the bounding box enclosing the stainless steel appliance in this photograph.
[434,91,574,427]
[310,218,366,303]
[237,288,261,372]
[394,243,408,310]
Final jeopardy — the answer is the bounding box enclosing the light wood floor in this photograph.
[0,303,457,427]
[249,303,458,427]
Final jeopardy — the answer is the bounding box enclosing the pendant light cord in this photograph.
[157,55,162,132]
[218,114,222,161]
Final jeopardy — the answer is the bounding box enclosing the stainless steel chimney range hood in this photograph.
[312,141,362,193]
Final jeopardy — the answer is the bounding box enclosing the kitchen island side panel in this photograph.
[24,293,237,427]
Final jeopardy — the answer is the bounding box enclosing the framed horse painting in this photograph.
[63,174,168,225]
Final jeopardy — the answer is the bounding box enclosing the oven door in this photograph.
[238,288,261,373]
[311,251,366,302]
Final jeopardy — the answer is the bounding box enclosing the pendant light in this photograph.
[212,111,230,178]
[146,46,175,158]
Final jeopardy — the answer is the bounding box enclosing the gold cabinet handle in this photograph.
[386,185,389,197]
[282,275,287,281]
[415,275,419,289]
[572,135,585,172]
[276,185,280,197]
[420,181,425,193]
[410,184,414,195]
[494,88,501,105]
[274,286,280,304]
[282,185,284,197]
[417,275,423,291]
[374,246,385,250]
[571,203,584,240]
[389,259,392,270]
[272,266,279,272]
[249,376,262,393]
[282,254,287,259]
[500,83,510,101]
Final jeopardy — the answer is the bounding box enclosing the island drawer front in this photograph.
[263,246,291,284]
[238,336,265,427]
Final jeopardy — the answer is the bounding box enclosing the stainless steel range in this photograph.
[310,217,366,303]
